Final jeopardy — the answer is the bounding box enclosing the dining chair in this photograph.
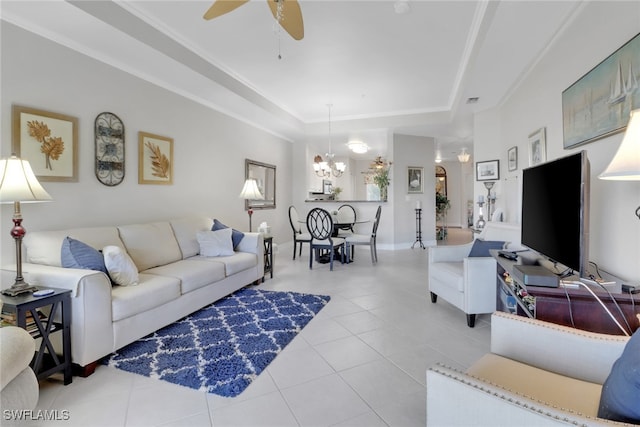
[336,204,356,235]
[288,205,312,260]
[306,207,345,271]
[345,205,382,264]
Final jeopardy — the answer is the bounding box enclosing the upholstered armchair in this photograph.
[428,222,522,327]
[0,326,39,410]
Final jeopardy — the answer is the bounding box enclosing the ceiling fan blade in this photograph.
[267,0,304,40]
[203,0,250,20]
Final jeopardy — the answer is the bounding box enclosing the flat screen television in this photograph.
[521,150,590,277]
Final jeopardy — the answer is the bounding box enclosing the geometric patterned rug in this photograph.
[103,288,330,397]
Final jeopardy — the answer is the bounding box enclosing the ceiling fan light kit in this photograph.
[204,0,304,41]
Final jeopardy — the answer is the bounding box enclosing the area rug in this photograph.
[103,288,330,397]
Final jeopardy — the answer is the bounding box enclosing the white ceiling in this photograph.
[1,0,581,160]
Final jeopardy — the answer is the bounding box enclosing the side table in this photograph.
[0,287,72,384]
[263,236,274,281]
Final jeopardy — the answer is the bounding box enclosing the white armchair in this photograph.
[0,326,39,410]
[428,222,522,327]
[427,312,630,426]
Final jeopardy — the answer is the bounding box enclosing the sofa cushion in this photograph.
[170,216,213,259]
[197,229,235,257]
[467,353,602,418]
[199,252,258,276]
[144,259,226,294]
[24,227,123,267]
[430,262,464,292]
[111,273,181,322]
[212,219,244,249]
[61,237,109,276]
[598,329,640,423]
[468,239,505,257]
[103,246,139,286]
[117,222,182,271]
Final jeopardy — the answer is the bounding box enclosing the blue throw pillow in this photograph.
[212,219,244,249]
[598,329,640,423]
[61,237,109,275]
[468,239,505,257]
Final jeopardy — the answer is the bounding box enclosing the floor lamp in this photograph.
[0,155,52,296]
[238,178,264,232]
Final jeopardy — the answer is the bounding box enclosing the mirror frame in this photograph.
[245,159,276,210]
[436,165,447,197]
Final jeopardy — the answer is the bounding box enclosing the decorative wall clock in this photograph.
[94,112,124,186]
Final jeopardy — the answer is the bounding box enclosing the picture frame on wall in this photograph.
[476,160,500,181]
[562,32,640,149]
[12,105,78,182]
[138,131,173,185]
[508,146,518,171]
[528,127,547,166]
[407,166,423,193]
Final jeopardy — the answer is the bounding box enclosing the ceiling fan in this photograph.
[203,0,304,41]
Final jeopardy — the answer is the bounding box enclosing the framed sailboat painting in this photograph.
[562,32,639,149]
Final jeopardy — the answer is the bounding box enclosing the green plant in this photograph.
[332,187,342,198]
[436,193,450,214]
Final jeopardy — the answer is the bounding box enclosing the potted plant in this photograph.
[332,187,342,200]
[436,193,450,240]
[373,165,391,201]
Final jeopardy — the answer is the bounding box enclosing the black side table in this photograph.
[263,236,274,281]
[1,287,72,385]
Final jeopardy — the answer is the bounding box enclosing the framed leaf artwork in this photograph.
[138,132,173,185]
[12,105,78,182]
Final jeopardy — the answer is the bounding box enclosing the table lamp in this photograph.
[599,108,640,220]
[0,155,52,296]
[238,178,264,232]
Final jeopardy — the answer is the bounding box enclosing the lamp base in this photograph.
[2,282,38,296]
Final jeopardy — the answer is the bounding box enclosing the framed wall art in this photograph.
[528,127,547,166]
[12,105,78,182]
[476,160,500,181]
[562,32,640,148]
[407,166,423,194]
[508,146,518,171]
[138,131,173,185]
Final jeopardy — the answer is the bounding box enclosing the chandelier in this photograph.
[458,148,470,163]
[313,104,346,178]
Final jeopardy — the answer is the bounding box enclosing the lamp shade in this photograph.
[599,108,640,181]
[238,178,264,200]
[0,156,52,203]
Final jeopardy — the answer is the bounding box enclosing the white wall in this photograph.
[475,1,640,282]
[1,23,293,265]
[392,134,435,247]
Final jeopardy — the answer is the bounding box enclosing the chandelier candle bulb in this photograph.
[416,200,421,209]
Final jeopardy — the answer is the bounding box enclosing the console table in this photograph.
[492,250,639,335]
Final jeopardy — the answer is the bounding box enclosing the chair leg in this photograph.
[309,246,313,269]
[293,241,297,260]
[370,245,375,264]
[430,292,438,303]
[329,248,334,271]
[299,243,303,257]
[345,243,350,263]
[466,314,476,328]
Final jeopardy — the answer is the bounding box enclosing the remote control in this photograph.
[33,289,54,297]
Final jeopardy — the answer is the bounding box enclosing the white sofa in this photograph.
[2,216,264,375]
[427,312,631,426]
[428,222,522,327]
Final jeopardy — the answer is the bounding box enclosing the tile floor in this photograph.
[34,231,491,427]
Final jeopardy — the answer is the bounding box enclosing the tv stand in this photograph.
[492,250,639,335]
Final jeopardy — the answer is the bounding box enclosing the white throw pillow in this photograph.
[197,228,235,257]
[103,245,139,286]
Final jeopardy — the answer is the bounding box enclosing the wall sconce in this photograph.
[599,108,640,219]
